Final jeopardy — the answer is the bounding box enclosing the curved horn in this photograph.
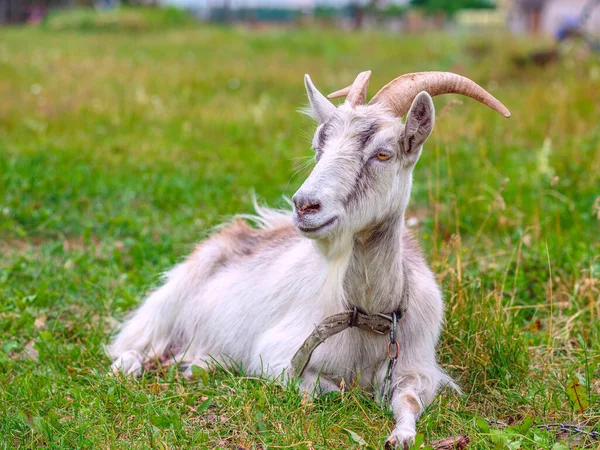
[329,71,510,118]
[328,71,371,107]
[371,71,510,118]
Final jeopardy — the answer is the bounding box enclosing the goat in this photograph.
[108,70,509,447]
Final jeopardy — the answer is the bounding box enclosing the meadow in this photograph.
[0,14,599,449]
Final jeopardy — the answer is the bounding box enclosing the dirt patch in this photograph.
[0,235,110,259]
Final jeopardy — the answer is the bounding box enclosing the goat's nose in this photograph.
[293,194,322,215]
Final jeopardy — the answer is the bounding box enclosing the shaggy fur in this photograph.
[108,75,454,447]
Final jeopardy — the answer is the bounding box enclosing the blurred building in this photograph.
[507,0,600,36]
[165,0,409,18]
[167,0,408,8]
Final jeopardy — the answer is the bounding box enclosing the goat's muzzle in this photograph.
[292,193,337,237]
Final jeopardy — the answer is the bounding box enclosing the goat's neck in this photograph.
[343,217,405,315]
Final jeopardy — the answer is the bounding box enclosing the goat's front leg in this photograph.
[384,371,438,449]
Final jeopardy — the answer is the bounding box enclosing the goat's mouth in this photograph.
[296,216,338,234]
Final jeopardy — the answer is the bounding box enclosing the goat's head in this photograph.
[292,71,510,240]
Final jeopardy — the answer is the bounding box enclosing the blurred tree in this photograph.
[411,0,495,16]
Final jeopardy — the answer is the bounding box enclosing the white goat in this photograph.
[108,70,509,447]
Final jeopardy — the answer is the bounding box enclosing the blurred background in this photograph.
[0,0,599,447]
[1,0,599,37]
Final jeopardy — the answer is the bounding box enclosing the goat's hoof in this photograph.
[181,363,198,379]
[384,438,410,450]
[385,431,415,449]
[384,436,398,449]
[111,351,143,377]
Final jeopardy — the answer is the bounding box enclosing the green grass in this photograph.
[1,22,599,449]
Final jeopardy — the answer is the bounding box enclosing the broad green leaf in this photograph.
[566,374,590,413]
[190,365,209,384]
[38,330,54,342]
[507,439,522,450]
[475,417,490,433]
[150,413,172,428]
[412,433,425,449]
[197,397,212,414]
[511,415,534,434]
[343,428,374,448]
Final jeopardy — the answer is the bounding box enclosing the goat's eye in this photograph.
[376,152,391,161]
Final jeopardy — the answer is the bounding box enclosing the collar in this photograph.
[290,263,410,385]
[290,307,404,379]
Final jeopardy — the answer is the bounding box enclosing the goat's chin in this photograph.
[293,216,338,239]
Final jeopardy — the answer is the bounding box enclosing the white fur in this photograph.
[108,80,454,447]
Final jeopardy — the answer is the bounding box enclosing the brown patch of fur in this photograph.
[343,163,371,208]
[355,219,424,262]
[357,217,399,248]
[402,394,421,415]
[356,121,379,149]
[190,220,300,276]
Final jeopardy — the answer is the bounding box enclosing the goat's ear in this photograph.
[304,74,336,124]
[400,91,435,157]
